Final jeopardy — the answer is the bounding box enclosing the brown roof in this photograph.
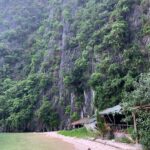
[71,118,90,126]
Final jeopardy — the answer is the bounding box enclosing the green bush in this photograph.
[71,112,79,121]
[65,105,71,115]
[137,111,150,150]
[89,73,103,88]
[143,24,150,35]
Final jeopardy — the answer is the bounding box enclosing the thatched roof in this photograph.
[71,117,96,126]
[71,118,93,126]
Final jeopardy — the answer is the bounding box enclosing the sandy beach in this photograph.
[47,132,120,150]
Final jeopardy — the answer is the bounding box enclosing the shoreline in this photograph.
[47,132,142,150]
[47,132,120,150]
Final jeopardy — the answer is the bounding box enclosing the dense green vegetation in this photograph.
[123,73,150,150]
[0,0,149,149]
[0,74,59,132]
[0,0,60,132]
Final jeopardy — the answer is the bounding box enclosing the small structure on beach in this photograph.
[99,105,130,131]
[98,105,132,140]
[71,118,89,129]
[71,117,96,130]
[98,104,150,143]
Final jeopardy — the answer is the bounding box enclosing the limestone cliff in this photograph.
[0,0,149,131]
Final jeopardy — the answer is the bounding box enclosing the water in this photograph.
[0,133,75,150]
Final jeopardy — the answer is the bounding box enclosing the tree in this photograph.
[123,73,150,150]
[37,100,59,131]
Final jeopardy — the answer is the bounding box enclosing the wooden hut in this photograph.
[99,104,150,143]
[71,118,90,129]
[99,105,131,131]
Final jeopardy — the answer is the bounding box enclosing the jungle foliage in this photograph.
[0,0,149,148]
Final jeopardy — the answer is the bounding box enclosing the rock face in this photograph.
[0,0,149,131]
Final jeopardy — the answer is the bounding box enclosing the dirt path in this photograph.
[47,132,120,150]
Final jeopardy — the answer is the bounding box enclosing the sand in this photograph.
[47,132,120,150]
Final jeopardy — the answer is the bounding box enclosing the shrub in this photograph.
[143,24,150,35]
[89,73,103,88]
[71,112,79,121]
[65,105,71,115]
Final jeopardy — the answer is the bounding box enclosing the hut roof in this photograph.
[71,118,90,126]
[99,105,122,115]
